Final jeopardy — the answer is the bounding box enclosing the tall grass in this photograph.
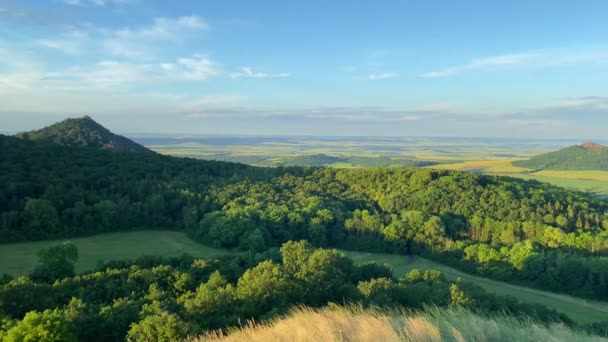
[193,306,607,342]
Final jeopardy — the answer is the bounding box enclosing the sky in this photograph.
[1,0,607,138]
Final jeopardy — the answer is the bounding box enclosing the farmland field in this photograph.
[136,136,567,167]
[1,230,606,323]
[428,159,530,173]
[139,135,608,196]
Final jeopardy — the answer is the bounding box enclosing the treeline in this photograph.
[2,135,608,300]
[0,242,574,341]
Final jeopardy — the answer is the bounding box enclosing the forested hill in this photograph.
[16,116,151,153]
[2,131,608,302]
[513,142,608,170]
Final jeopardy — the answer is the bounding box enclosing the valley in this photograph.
[3,118,608,340]
[143,136,608,197]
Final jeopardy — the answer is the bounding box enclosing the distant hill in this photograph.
[513,142,608,170]
[16,116,151,153]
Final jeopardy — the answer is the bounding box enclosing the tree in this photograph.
[22,199,61,238]
[3,309,76,342]
[236,260,290,315]
[31,242,78,282]
[127,302,190,342]
[450,284,470,306]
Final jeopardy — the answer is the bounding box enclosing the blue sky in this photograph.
[1,0,607,138]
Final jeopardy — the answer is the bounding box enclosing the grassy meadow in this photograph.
[343,251,608,324]
[1,230,607,323]
[0,230,236,275]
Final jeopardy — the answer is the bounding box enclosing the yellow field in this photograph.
[428,159,530,173]
[533,170,608,181]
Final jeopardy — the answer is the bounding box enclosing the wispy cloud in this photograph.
[367,72,397,80]
[63,0,136,6]
[421,53,538,78]
[29,15,209,59]
[421,49,608,78]
[230,67,289,79]
[102,16,208,58]
[171,56,218,80]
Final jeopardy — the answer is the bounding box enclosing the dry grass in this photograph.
[192,306,607,342]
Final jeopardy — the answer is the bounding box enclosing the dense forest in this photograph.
[514,142,608,170]
[15,116,150,153]
[0,241,576,341]
[2,132,608,302]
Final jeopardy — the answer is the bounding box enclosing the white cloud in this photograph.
[111,16,208,41]
[64,0,136,6]
[102,16,208,58]
[421,49,608,78]
[367,72,397,80]
[400,115,421,121]
[421,53,537,78]
[174,56,218,80]
[230,67,289,79]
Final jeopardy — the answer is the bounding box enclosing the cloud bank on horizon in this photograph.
[0,0,607,138]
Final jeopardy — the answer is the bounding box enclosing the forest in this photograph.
[0,241,575,341]
[513,142,608,170]
[2,132,608,339]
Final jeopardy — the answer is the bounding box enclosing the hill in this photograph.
[3,123,608,303]
[16,116,151,153]
[513,142,608,170]
[196,306,606,342]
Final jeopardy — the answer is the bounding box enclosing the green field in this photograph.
[0,230,235,275]
[1,230,607,323]
[144,136,559,167]
[428,161,608,197]
[343,251,608,324]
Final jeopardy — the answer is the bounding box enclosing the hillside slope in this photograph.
[16,116,151,153]
[196,306,606,342]
[514,142,608,170]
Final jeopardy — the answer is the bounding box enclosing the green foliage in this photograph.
[127,302,190,342]
[31,242,78,282]
[22,199,60,239]
[16,116,150,153]
[514,143,608,170]
[3,120,608,340]
[2,309,75,342]
[0,243,575,340]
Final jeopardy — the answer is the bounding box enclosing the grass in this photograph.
[507,173,608,197]
[430,159,608,197]
[194,306,607,342]
[428,159,530,173]
[0,230,234,275]
[342,250,608,323]
[1,230,606,323]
